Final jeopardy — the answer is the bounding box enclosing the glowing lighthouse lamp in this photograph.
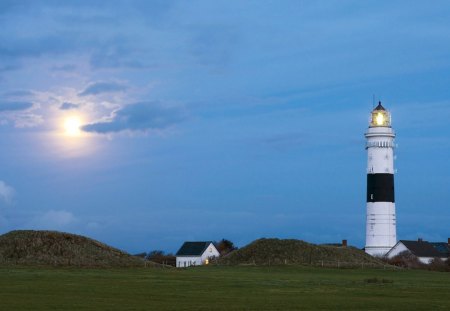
[364,102,397,256]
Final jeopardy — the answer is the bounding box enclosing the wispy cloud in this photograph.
[30,210,77,228]
[51,64,77,72]
[59,102,80,110]
[13,113,44,128]
[0,64,19,72]
[89,46,148,70]
[261,131,306,151]
[2,90,34,97]
[188,24,240,68]
[79,82,127,96]
[0,181,15,206]
[0,98,43,128]
[82,102,186,134]
[0,101,33,112]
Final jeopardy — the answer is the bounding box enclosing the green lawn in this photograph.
[0,266,449,310]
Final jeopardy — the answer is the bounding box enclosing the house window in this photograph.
[205,259,209,265]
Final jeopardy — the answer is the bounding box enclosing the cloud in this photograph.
[0,64,19,72]
[79,82,127,96]
[82,101,186,134]
[0,181,15,206]
[189,25,240,67]
[86,221,101,230]
[13,113,44,128]
[34,210,76,228]
[0,34,80,62]
[2,90,34,97]
[59,102,80,110]
[89,46,148,69]
[0,101,33,112]
[51,64,77,72]
[261,131,306,151]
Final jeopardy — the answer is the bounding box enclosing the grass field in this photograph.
[1,266,449,310]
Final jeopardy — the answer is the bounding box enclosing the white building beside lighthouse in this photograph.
[365,102,397,256]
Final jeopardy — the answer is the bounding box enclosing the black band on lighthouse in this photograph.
[367,173,395,203]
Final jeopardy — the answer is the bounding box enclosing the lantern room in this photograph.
[370,101,391,127]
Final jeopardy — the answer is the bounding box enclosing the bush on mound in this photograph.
[0,230,149,268]
[218,238,383,267]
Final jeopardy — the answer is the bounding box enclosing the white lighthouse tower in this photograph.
[365,102,397,256]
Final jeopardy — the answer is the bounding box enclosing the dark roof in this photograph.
[400,240,444,258]
[176,241,213,256]
[373,101,386,111]
[430,242,450,256]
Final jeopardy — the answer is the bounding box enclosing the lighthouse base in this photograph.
[365,246,392,257]
[365,202,396,257]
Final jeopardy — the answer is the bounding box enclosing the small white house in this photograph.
[386,239,449,264]
[176,241,220,268]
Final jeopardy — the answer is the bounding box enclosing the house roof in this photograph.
[430,242,450,256]
[399,240,444,258]
[176,241,214,256]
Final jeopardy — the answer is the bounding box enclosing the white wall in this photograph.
[386,242,408,259]
[201,243,220,263]
[176,256,202,268]
[365,202,397,255]
[366,132,395,174]
[418,257,434,264]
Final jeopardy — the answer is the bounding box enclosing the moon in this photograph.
[63,116,82,136]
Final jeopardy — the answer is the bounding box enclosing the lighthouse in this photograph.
[365,102,397,256]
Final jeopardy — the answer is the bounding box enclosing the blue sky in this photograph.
[0,1,449,253]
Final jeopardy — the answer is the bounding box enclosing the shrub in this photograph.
[215,239,237,256]
[146,250,175,266]
[384,251,423,269]
[427,258,450,272]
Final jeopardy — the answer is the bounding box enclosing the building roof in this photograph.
[373,101,386,111]
[430,242,450,256]
[399,240,445,258]
[176,241,214,256]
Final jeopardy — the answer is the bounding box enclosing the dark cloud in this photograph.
[0,101,33,112]
[82,102,186,134]
[0,0,27,16]
[0,35,80,59]
[79,82,128,96]
[88,39,150,70]
[51,64,77,72]
[3,90,34,97]
[0,64,19,72]
[189,25,240,67]
[261,132,307,152]
[0,1,177,71]
[59,102,80,110]
[0,180,15,206]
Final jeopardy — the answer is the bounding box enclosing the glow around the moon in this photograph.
[48,114,99,158]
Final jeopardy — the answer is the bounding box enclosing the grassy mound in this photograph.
[0,230,147,267]
[218,238,383,267]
